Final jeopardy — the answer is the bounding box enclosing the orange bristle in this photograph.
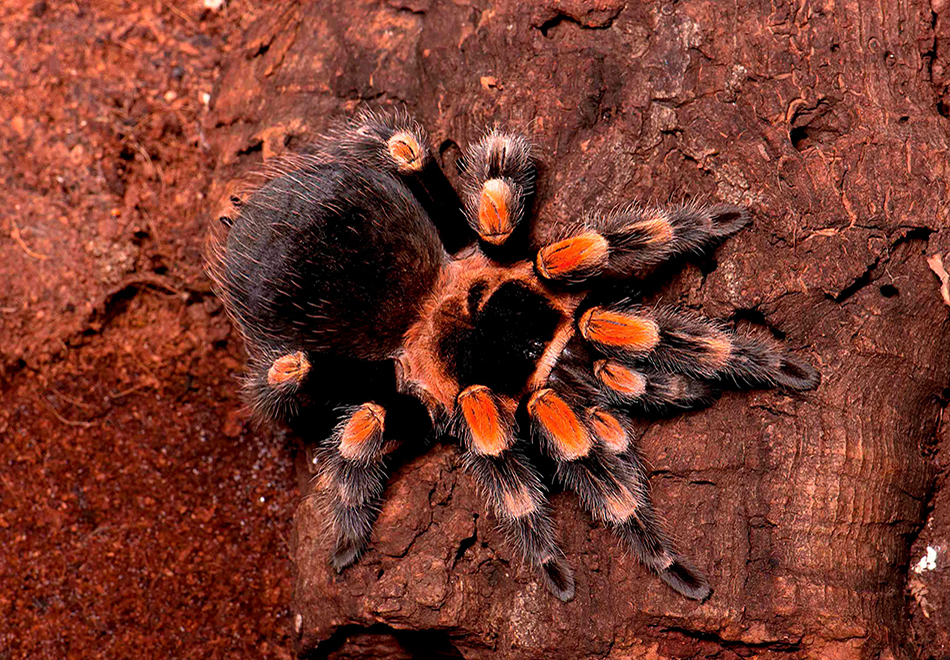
[593,360,648,398]
[579,308,660,351]
[477,179,511,243]
[459,385,509,456]
[339,403,385,459]
[536,232,609,279]
[604,486,640,522]
[588,408,630,453]
[527,389,592,460]
[267,351,311,387]
[387,132,423,172]
[501,485,539,519]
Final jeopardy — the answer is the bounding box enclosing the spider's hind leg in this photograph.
[248,349,431,571]
[315,401,395,570]
[535,203,750,284]
[333,110,473,253]
[316,392,434,571]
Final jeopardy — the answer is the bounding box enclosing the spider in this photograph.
[211,111,819,603]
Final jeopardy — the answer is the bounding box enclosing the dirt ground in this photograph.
[3,1,950,659]
[1,2,297,658]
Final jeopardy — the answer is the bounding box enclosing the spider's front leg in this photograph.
[460,130,536,247]
[579,302,820,392]
[455,385,575,601]
[535,203,750,284]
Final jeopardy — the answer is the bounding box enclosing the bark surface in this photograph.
[206,1,950,659]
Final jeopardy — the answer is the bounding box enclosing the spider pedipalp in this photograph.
[461,130,536,247]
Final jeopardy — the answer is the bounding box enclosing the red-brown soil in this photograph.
[1,2,295,658]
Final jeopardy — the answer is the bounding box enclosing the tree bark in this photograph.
[209,1,950,657]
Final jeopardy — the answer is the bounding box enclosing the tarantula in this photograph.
[212,111,819,603]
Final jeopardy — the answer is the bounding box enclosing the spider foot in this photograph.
[657,555,712,602]
[540,555,576,602]
[330,536,365,573]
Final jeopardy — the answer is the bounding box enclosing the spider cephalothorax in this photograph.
[212,111,819,602]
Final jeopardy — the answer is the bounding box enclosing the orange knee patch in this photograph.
[593,360,647,398]
[527,389,592,460]
[387,131,424,173]
[339,403,385,460]
[696,334,733,369]
[267,351,311,388]
[588,408,630,453]
[536,232,609,279]
[604,486,641,522]
[477,179,512,244]
[501,485,539,519]
[629,214,674,244]
[579,308,660,351]
[459,385,509,456]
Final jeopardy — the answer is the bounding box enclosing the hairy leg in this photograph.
[524,385,711,600]
[460,130,536,247]
[455,385,575,600]
[578,303,820,391]
[535,203,750,283]
[331,110,473,253]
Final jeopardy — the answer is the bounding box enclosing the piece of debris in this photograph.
[909,578,936,618]
[480,75,499,90]
[927,253,950,307]
[913,546,939,574]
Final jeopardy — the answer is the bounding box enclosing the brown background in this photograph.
[2,1,950,659]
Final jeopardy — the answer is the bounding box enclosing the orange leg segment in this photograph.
[267,351,311,388]
[527,389,592,461]
[587,408,631,454]
[338,403,386,461]
[458,385,511,457]
[536,232,609,280]
[579,307,660,352]
[477,179,513,244]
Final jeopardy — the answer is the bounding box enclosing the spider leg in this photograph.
[535,203,750,283]
[455,385,574,601]
[332,110,473,253]
[593,361,718,411]
[578,302,820,391]
[525,385,711,600]
[460,129,536,247]
[315,401,406,570]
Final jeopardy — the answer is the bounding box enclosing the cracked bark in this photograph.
[209,0,950,658]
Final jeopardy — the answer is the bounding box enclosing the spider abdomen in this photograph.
[221,161,446,362]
